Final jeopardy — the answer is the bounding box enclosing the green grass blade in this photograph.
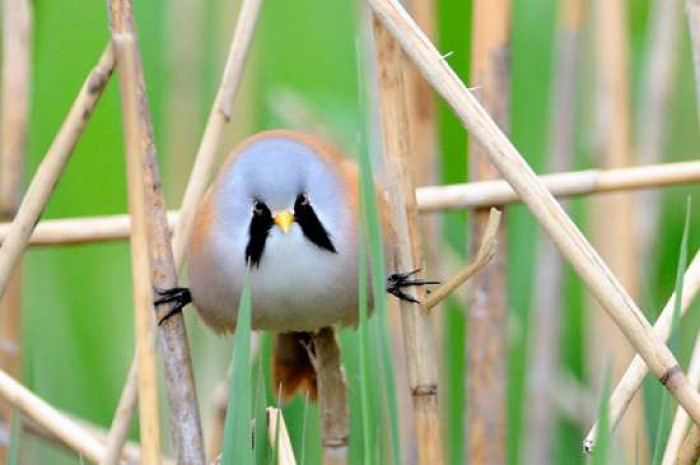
[7,411,20,465]
[255,361,270,465]
[357,232,374,465]
[591,367,612,465]
[221,274,253,465]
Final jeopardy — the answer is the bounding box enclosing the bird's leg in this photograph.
[154,287,192,325]
[386,268,440,303]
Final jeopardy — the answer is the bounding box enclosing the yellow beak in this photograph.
[274,211,294,234]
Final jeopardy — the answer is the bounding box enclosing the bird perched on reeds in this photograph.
[158,130,433,399]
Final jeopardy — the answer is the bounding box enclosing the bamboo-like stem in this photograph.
[306,327,348,464]
[591,0,646,457]
[170,0,262,269]
[582,249,700,452]
[523,0,581,463]
[266,408,297,465]
[99,1,262,459]
[0,0,32,460]
[661,334,700,465]
[417,159,700,212]
[367,0,700,434]
[420,208,500,311]
[0,369,105,463]
[0,0,32,217]
[466,1,510,462]
[4,159,700,247]
[0,44,114,298]
[636,0,681,256]
[100,359,139,465]
[677,427,700,465]
[372,14,442,464]
[21,406,176,465]
[115,29,162,462]
[107,1,205,463]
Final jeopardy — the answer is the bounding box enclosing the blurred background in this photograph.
[4,0,700,463]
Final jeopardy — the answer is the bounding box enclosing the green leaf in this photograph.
[221,275,253,465]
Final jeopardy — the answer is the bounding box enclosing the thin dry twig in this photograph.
[266,408,296,465]
[100,359,139,465]
[0,369,105,463]
[170,0,262,268]
[583,249,700,452]
[0,44,114,298]
[367,0,700,434]
[420,208,500,311]
[466,1,510,461]
[307,328,349,464]
[372,13,443,464]
[107,1,205,463]
[0,0,32,456]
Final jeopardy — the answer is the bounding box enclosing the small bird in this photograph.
[160,130,433,399]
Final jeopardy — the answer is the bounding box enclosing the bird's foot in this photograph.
[154,287,192,325]
[386,268,440,303]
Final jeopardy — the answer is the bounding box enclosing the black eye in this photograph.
[295,193,310,209]
[253,201,266,216]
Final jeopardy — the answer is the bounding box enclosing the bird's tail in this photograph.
[273,331,317,401]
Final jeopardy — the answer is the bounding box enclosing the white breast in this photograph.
[192,219,360,332]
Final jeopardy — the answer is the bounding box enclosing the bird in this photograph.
[157,129,435,400]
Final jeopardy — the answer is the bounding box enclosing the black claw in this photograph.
[386,269,440,303]
[154,287,192,325]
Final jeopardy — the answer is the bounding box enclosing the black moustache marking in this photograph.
[245,201,273,268]
[294,194,337,254]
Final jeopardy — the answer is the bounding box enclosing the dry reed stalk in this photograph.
[1,157,699,250]
[4,158,700,246]
[420,208,500,311]
[307,328,349,464]
[582,249,700,452]
[590,1,647,456]
[677,427,700,465]
[23,413,177,465]
[0,0,32,217]
[114,29,162,463]
[466,1,510,462]
[170,0,262,268]
[0,44,114,298]
[524,0,581,463]
[372,15,442,464]
[0,369,105,463]
[266,408,297,465]
[661,334,700,465]
[367,0,700,434]
[417,159,700,212]
[0,0,32,459]
[100,359,139,465]
[636,0,681,256]
[99,1,261,459]
[107,1,205,463]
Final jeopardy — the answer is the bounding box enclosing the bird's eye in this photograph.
[253,201,266,215]
[297,193,310,207]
